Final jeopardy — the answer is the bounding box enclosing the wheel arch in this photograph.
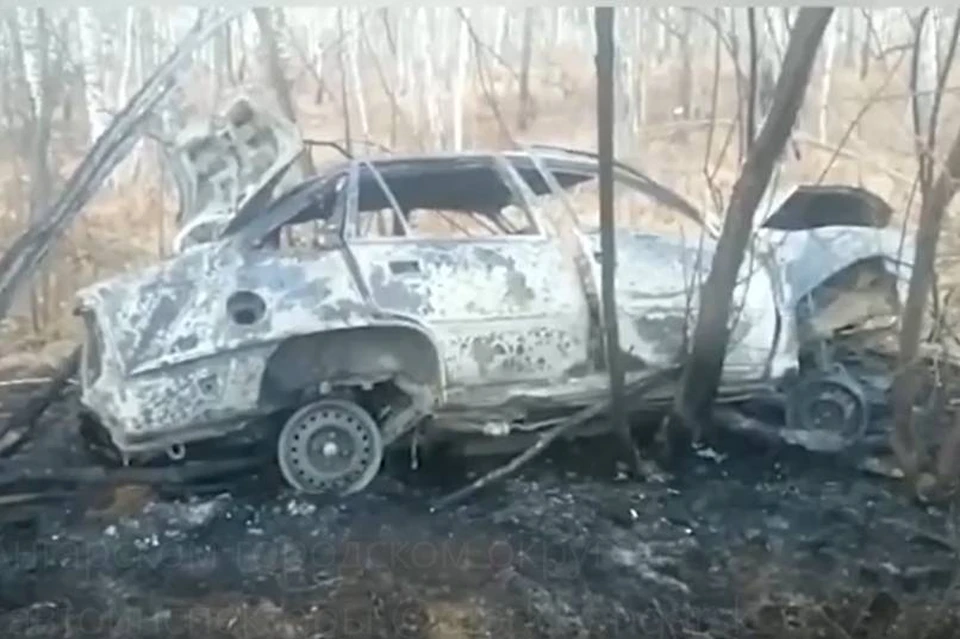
[256,320,446,408]
[794,255,904,344]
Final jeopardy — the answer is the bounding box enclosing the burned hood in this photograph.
[163,96,304,232]
[761,225,915,311]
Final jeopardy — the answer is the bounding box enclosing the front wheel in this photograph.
[785,366,869,448]
[277,398,384,495]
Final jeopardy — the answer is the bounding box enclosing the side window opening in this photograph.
[525,169,706,240]
[353,163,409,239]
[263,174,345,251]
[352,162,539,240]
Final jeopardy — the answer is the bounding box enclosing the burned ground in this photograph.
[0,365,958,639]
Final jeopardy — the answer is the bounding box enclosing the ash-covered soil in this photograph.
[0,369,957,639]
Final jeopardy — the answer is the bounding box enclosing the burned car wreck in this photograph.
[73,101,916,496]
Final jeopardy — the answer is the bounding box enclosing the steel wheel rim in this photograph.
[277,399,383,495]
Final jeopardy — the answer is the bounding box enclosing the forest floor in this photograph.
[0,362,958,639]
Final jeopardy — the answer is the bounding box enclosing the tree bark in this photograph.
[253,7,314,175]
[669,8,834,448]
[819,14,838,143]
[517,8,534,131]
[336,9,352,157]
[26,10,56,331]
[452,8,470,151]
[893,105,960,483]
[595,7,640,476]
[679,9,694,120]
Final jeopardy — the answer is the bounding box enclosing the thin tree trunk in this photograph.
[746,8,758,151]
[253,7,314,175]
[819,15,838,143]
[843,8,857,68]
[860,10,872,79]
[77,8,107,146]
[635,8,648,128]
[348,10,369,141]
[893,15,960,484]
[494,8,508,59]
[452,8,470,151]
[679,10,694,119]
[336,9,352,157]
[517,8,534,131]
[668,8,835,450]
[27,10,55,331]
[595,7,639,477]
[893,128,960,481]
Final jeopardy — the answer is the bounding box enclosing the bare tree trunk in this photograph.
[819,14,838,142]
[253,7,314,175]
[842,8,857,68]
[860,11,872,79]
[452,8,470,151]
[746,8,758,150]
[379,8,399,145]
[5,9,36,150]
[679,10,694,119]
[336,9,352,157]
[27,10,55,331]
[77,8,107,146]
[893,15,960,485]
[493,8,508,59]
[595,7,639,476]
[635,8,648,128]
[348,10,369,141]
[517,8,534,131]
[893,129,960,481]
[668,8,834,450]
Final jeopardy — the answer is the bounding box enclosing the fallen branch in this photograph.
[431,367,680,511]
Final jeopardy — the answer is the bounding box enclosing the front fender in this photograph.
[763,226,914,312]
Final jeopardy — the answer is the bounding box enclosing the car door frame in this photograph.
[339,154,596,389]
[519,151,789,382]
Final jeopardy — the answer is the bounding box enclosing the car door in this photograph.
[537,161,782,381]
[344,157,593,389]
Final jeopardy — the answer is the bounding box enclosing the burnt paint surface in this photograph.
[582,230,786,380]
[76,242,387,450]
[349,238,592,386]
[75,135,917,455]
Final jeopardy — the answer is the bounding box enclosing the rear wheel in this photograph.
[276,398,384,495]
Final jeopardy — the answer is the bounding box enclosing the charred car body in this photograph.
[74,99,915,495]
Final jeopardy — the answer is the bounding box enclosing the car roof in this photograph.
[225,147,704,237]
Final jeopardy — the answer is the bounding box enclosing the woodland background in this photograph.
[0,7,953,362]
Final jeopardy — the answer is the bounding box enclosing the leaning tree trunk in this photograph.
[668,8,835,450]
